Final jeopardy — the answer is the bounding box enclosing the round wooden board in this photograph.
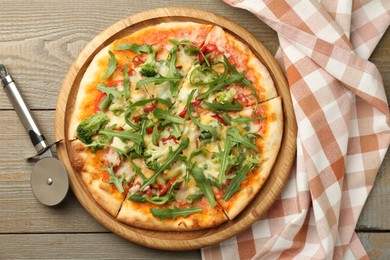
[55,7,297,250]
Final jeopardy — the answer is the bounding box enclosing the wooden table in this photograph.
[0,1,388,258]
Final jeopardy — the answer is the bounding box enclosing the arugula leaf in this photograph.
[144,179,181,205]
[197,73,244,99]
[151,206,202,220]
[140,138,190,190]
[166,46,181,96]
[223,55,259,104]
[202,100,243,112]
[222,162,254,201]
[115,42,150,54]
[128,97,172,109]
[185,148,206,185]
[226,127,258,151]
[101,50,117,80]
[128,193,146,202]
[103,166,125,193]
[170,123,182,138]
[218,136,235,184]
[186,193,203,203]
[97,83,122,99]
[86,135,109,152]
[123,65,130,99]
[221,114,232,125]
[186,89,217,137]
[99,128,143,144]
[192,166,216,207]
[108,145,147,180]
[189,65,220,86]
[152,108,185,125]
[151,123,160,146]
[192,116,217,138]
[135,76,181,89]
[232,116,266,123]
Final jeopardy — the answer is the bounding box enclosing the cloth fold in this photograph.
[202,0,390,259]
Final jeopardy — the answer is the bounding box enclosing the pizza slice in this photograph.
[117,161,229,230]
[211,97,283,219]
[199,25,277,104]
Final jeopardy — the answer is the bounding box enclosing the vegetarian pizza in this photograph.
[68,22,283,231]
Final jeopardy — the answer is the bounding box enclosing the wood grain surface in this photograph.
[0,0,388,258]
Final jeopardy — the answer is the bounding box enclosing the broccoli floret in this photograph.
[76,112,109,144]
[88,135,109,152]
[216,88,237,104]
[140,46,158,77]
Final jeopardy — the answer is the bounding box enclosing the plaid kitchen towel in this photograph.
[202,0,390,259]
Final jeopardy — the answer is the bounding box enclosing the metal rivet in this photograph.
[47,177,53,185]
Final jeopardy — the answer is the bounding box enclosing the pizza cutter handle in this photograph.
[0,64,49,153]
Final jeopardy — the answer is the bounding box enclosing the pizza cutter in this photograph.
[0,64,69,206]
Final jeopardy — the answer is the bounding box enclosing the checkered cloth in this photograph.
[202,0,390,259]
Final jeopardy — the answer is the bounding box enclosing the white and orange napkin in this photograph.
[202,0,390,259]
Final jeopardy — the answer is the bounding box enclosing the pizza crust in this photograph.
[117,197,228,231]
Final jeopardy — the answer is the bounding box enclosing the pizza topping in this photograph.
[101,50,117,80]
[141,137,190,190]
[226,127,258,151]
[192,166,216,207]
[217,136,236,185]
[151,206,202,220]
[222,162,254,201]
[76,112,109,144]
[139,46,158,78]
[103,165,125,193]
[123,65,130,99]
[202,100,243,112]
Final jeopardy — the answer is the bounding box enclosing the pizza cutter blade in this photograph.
[31,157,69,206]
[0,64,69,206]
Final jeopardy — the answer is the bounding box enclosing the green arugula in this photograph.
[186,89,217,137]
[192,166,216,207]
[151,123,160,146]
[135,76,181,89]
[123,65,130,99]
[218,136,235,184]
[166,46,181,96]
[128,193,146,202]
[186,193,203,203]
[97,83,122,99]
[202,100,243,112]
[189,65,220,86]
[152,108,185,125]
[140,138,190,190]
[115,42,150,54]
[99,128,143,144]
[101,50,117,80]
[185,148,206,185]
[226,127,258,151]
[232,116,266,123]
[103,166,125,193]
[151,206,202,220]
[222,162,254,201]
[144,179,181,205]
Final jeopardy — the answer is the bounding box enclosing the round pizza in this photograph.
[68,22,283,231]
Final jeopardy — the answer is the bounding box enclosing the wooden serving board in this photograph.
[55,7,297,250]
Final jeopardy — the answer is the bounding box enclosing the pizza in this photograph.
[68,21,283,231]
